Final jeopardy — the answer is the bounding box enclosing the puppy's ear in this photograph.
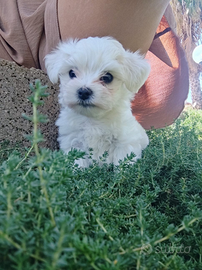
[45,40,76,84]
[122,51,150,93]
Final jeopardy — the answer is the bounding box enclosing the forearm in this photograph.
[58,0,170,54]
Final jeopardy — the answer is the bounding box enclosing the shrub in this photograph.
[0,81,202,270]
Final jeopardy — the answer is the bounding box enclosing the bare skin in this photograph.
[58,0,170,55]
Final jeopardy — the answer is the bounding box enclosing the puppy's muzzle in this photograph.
[77,87,93,101]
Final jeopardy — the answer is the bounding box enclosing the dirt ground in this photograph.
[0,59,60,150]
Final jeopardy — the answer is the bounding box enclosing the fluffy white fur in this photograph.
[45,37,150,167]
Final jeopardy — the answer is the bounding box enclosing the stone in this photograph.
[0,58,60,150]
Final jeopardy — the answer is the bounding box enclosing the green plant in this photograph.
[0,81,202,269]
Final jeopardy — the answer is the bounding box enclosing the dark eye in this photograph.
[100,72,113,84]
[69,69,76,79]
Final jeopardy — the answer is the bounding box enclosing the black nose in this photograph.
[77,87,93,100]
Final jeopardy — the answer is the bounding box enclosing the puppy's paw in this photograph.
[74,158,91,168]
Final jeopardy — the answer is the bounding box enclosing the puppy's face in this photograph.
[45,37,150,118]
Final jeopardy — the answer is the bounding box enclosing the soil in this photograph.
[0,59,60,150]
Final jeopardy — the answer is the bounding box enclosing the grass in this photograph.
[0,81,202,270]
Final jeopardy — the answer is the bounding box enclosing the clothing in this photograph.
[0,0,58,70]
[132,14,189,129]
[0,0,189,129]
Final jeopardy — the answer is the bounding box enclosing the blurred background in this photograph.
[171,0,202,108]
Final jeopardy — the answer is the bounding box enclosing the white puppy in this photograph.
[45,37,150,167]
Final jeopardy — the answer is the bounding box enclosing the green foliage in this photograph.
[0,81,202,269]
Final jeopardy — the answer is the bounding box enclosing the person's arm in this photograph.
[58,0,170,54]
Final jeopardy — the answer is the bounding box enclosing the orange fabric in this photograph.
[0,1,189,129]
[132,16,189,129]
